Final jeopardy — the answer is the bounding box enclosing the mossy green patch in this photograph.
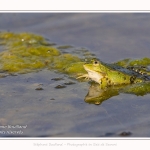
[115,57,150,67]
[123,82,150,96]
[129,57,150,66]
[64,62,86,74]
[51,54,81,70]
[0,31,150,81]
[0,31,87,75]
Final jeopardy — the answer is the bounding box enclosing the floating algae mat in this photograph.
[0,31,150,78]
[1,31,150,104]
[0,31,91,76]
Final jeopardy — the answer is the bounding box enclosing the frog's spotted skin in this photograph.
[127,66,150,78]
[78,59,150,86]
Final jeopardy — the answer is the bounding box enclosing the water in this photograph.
[0,13,150,137]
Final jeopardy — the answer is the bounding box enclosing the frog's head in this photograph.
[83,59,101,72]
[83,60,105,84]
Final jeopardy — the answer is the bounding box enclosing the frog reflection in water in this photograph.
[77,59,150,105]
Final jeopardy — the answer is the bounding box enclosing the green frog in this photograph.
[77,59,150,87]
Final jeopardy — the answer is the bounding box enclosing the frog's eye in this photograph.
[93,60,99,66]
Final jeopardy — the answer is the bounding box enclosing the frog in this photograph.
[77,59,150,87]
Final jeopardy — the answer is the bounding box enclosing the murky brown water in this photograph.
[0,13,150,137]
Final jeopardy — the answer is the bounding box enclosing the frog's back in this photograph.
[100,61,150,85]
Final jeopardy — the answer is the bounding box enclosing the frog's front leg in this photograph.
[76,74,89,80]
[99,76,112,89]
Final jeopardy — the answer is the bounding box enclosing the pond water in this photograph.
[0,13,150,137]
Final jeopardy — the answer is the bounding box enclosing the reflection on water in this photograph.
[84,82,150,105]
[85,83,122,105]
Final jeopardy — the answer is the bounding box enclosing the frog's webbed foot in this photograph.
[76,74,89,80]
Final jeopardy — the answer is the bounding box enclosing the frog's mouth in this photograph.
[83,66,104,84]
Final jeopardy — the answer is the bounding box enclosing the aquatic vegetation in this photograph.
[123,82,150,96]
[64,62,86,74]
[0,31,87,74]
[114,57,150,67]
[1,31,150,103]
[1,31,149,76]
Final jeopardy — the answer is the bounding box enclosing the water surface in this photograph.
[0,13,150,137]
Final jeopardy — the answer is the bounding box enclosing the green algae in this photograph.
[0,32,47,45]
[51,54,81,70]
[0,31,88,75]
[123,82,150,96]
[1,31,150,103]
[129,57,150,66]
[115,57,150,67]
[64,62,86,74]
[0,31,150,79]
